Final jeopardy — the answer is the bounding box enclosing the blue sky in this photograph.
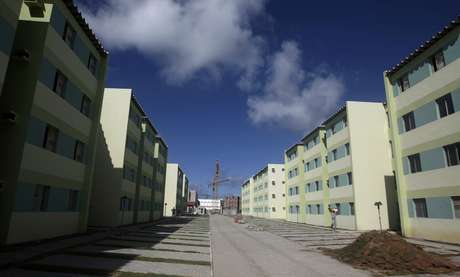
[79,0,460,197]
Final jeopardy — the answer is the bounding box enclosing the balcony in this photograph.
[395,58,460,113]
[328,156,352,175]
[400,111,460,151]
[327,127,349,149]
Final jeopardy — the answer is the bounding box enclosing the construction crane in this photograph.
[209,160,231,199]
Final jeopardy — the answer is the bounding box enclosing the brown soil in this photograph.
[325,231,459,275]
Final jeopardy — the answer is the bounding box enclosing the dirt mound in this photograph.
[325,231,458,275]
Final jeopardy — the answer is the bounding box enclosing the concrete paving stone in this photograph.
[422,247,460,256]
[96,239,210,253]
[113,235,210,246]
[1,268,95,277]
[137,231,209,238]
[127,232,210,241]
[406,239,460,252]
[70,245,211,262]
[30,254,210,277]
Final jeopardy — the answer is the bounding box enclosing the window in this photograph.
[294,186,299,195]
[314,158,319,168]
[332,149,337,161]
[306,183,311,192]
[350,202,355,215]
[347,172,353,185]
[80,95,91,117]
[74,141,85,162]
[398,75,410,92]
[408,154,422,173]
[413,198,428,218]
[436,93,454,118]
[40,185,50,211]
[272,207,276,212]
[271,168,275,173]
[345,143,350,155]
[334,176,339,187]
[444,142,460,167]
[63,22,76,48]
[282,193,285,197]
[431,51,446,72]
[316,204,321,214]
[272,181,275,186]
[343,117,348,127]
[315,181,320,191]
[336,203,341,215]
[43,125,59,152]
[272,194,276,199]
[308,205,312,214]
[402,112,416,132]
[88,54,97,75]
[452,197,460,218]
[68,190,78,211]
[53,71,67,97]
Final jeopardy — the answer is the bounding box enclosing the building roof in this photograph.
[300,126,324,142]
[64,0,108,56]
[386,15,460,76]
[253,165,268,179]
[285,143,302,154]
[321,104,347,126]
[156,135,168,149]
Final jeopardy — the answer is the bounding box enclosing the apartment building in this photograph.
[164,163,185,216]
[241,164,286,219]
[153,136,168,220]
[89,88,167,227]
[384,18,460,243]
[0,0,22,95]
[285,102,398,231]
[0,1,108,245]
[241,179,252,216]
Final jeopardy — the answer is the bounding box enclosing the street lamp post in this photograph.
[374,201,383,231]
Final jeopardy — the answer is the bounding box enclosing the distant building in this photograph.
[384,18,460,243]
[0,0,108,245]
[241,164,286,219]
[222,196,240,216]
[198,199,222,214]
[186,190,199,214]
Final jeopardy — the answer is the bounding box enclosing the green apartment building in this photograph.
[0,0,108,244]
[285,102,399,231]
[241,179,252,216]
[89,88,168,227]
[384,18,460,243]
[0,0,22,96]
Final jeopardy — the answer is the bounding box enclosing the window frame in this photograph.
[408,154,422,173]
[436,93,455,119]
[443,142,460,167]
[43,124,59,153]
[402,111,416,132]
[431,51,446,72]
[53,70,68,97]
[413,198,428,218]
[80,94,91,117]
[398,75,410,92]
[63,22,76,49]
[73,140,85,162]
[40,185,50,211]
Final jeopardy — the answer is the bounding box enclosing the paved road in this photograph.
[211,215,371,277]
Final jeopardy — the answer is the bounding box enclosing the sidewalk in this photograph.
[0,221,160,269]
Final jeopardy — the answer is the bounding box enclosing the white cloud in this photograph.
[247,41,344,131]
[80,0,266,88]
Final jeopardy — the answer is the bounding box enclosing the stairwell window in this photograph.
[43,125,59,152]
[408,154,422,173]
[398,75,410,92]
[73,141,85,162]
[436,93,454,118]
[402,112,416,132]
[53,71,67,97]
[40,185,50,211]
[63,22,76,48]
[444,142,460,167]
[80,95,91,117]
[452,197,460,218]
[413,198,428,218]
[431,51,446,72]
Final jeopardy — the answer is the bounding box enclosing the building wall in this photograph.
[285,145,304,223]
[164,163,179,216]
[0,1,108,245]
[0,0,22,96]
[267,164,286,219]
[384,25,460,243]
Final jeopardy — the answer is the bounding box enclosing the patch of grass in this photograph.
[65,251,211,266]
